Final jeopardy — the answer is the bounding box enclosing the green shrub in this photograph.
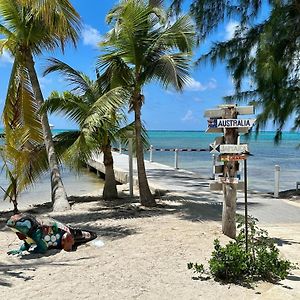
[188,216,295,283]
[209,239,251,281]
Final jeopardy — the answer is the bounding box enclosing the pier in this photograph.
[87,151,211,195]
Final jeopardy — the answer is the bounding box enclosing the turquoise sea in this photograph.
[0,129,299,210]
[145,130,300,193]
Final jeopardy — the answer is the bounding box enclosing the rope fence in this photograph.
[114,145,210,169]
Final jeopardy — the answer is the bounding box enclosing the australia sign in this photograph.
[208,119,255,129]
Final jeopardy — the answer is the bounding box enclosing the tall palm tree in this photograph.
[99,0,195,206]
[0,0,81,211]
[43,58,130,200]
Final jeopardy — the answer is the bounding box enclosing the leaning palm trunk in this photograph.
[102,145,118,200]
[134,97,156,207]
[25,51,70,211]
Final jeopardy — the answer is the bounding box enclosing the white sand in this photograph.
[1,191,300,300]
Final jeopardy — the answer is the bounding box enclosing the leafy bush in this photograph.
[209,239,251,281]
[188,216,295,283]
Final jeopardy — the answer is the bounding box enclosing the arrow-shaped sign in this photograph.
[210,144,249,154]
[220,154,248,161]
[204,106,255,118]
[208,119,255,129]
[218,177,239,184]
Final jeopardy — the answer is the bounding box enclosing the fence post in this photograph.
[149,145,153,162]
[274,165,280,198]
[211,154,216,179]
[174,149,179,169]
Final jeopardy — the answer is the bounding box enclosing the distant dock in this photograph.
[87,152,211,195]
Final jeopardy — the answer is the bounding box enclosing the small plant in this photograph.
[188,216,295,283]
[0,156,20,214]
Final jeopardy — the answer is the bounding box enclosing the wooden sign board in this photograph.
[218,177,239,184]
[210,181,245,191]
[204,106,254,118]
[210,144,248,154]
[220,144,248,154]
[220,154,247,161]
[208,119,255,129]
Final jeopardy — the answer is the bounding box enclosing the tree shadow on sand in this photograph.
[0,258,80,288]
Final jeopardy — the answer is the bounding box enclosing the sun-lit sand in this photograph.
[1,187,300,300]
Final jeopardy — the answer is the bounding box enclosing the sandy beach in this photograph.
[1,186,300,300]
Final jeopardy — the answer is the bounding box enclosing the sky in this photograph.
[0,0,285,131]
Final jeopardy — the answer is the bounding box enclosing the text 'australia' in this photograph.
[208,119,256,128]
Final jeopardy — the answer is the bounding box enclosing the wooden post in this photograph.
[211,154,216,179]
[244,159,248,252]
[222,106,239,239]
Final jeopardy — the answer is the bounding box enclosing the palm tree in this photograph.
[99,0,195,206]
[43,58,130,200]
[0,0,81,211]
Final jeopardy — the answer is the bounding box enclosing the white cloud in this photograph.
[82,25,102,48]
[225,21,239,40]
[185,77,217,92]
[0,50,13,65]
[181,109,195,122]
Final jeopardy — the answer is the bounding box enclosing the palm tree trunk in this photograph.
[134,97,156,207]
[102,144,118,200]
[25,51,70,211]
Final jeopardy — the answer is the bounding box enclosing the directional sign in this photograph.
[204,106,254,118]
[208,119,255,129]
[218,177,239,184]
[210,144,248,154]
[221,144,248,154]
[220,154,247,161]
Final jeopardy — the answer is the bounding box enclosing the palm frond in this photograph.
[147,53,191,90]
[44,58,95,96]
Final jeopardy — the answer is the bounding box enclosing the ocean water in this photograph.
[0,129,299,210]
[144,130,300,193]
[0,129,105,210]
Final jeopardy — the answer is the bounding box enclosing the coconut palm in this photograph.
[43,58,131,200]
[0,0,81,211]
[99,0,195,206]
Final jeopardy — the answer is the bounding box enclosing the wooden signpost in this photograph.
[204,104,255,240]
[219,154,247,161]
[210,144,248,154]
